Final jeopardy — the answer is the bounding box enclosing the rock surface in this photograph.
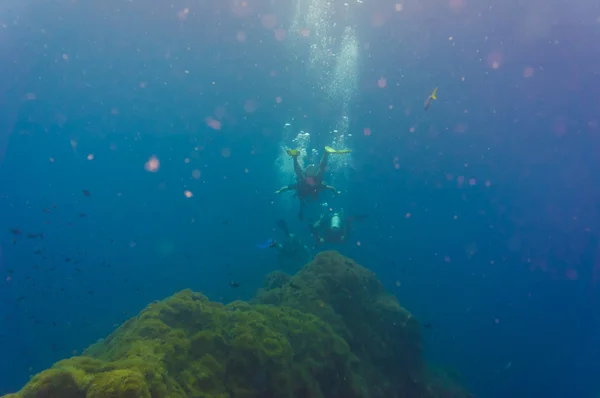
[3,251,470,398]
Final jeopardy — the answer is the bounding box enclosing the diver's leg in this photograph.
[292,155,304,179]
[298,201,305,220]
[316,151,330,181]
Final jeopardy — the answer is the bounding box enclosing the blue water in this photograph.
[1,0,600,396]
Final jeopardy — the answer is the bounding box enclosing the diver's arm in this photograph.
[275,185,295,194]
[310,214,324,232]
[324,185,340,195]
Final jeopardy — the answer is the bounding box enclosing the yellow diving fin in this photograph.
[325,146,352,154]
[287,149,299,157]
[431,87,438,100]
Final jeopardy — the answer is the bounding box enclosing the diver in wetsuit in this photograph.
[309,210,368,246]
[275,146,351,219]
[273,219,312,273]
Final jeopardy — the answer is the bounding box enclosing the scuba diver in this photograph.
[257,219,312,273]
[275,146,351,219]
[308,210,369,246]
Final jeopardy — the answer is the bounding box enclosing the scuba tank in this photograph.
[330,213,342,231]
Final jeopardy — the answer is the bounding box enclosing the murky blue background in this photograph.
[1,0,600,396]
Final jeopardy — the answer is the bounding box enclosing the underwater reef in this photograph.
[3,251,471,398]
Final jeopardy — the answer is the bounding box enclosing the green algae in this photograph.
[254,251,426,392]
[3,251,470,398]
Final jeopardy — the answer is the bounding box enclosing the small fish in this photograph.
[10,228,21,236]
[229,281,240,288]
[424,87,438,111]
[82,189,91,196]
[27,233,43,239]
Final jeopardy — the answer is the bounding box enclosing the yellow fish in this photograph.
[424,87,438,111]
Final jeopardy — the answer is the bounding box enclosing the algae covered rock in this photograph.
[3,251,471,398]
[255,251,425,396]
[6,290,362,398]
[254,251,472,398]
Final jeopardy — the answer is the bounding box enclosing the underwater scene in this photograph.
[1,0,599,397]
